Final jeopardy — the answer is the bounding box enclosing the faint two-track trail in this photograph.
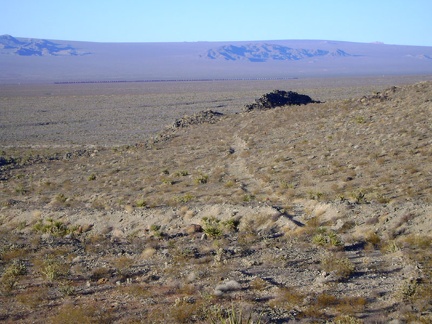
[226,121,270,199]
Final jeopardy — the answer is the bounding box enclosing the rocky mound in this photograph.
[243,90,318,112]
[170,109,224,129]
[142,109,224,148]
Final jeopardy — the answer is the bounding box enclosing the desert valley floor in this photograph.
[0,75,432,323]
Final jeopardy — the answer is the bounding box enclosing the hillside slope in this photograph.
[0,81,431,322]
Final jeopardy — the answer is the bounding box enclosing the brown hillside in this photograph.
[0,81,431,323]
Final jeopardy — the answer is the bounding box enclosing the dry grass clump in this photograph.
[48,302,115,324]
[320,252,356,280]
[269,286,305,310]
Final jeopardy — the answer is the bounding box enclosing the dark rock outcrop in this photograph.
[243,90,319,112]
[143,110,224,148]
[170,110,224,129]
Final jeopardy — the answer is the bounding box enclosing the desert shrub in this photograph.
[209,304,259,324]
[87,173,96,181]
[113,255,134,277]
[268,287,305,310]
[90,267,112,281]
[364,231,381,249]
[174,170,189,177]
[303,294,366,319]
[307,190,324,201]
[238,219,260,246]
[353,116,366,124]
[335,296,367,315]
[249,277,267,291]
[204,226,222,239]
[349,190,367,204]
[402,234,432,250]
[223,218,241,233]
[150,224,165,238]
[194,173,209,184]
[15,184,28,195]
[399,278,419,300]
[224,180,236,188]
[16,286,49,309]
[381,240,400,254]
[312,227,343,248]
[169,299,204,323]
[320,252,355,280]
[135,198,147,208]
[58,281,76,296]
[33,218,78,237]
[174,193,194,204]
[316,293,339,308]
[376,194,391,204]
[54,193,68,204]
[243,194,255,202]
[162,178,175,185]
[1,244,29,262]
[48,303,114,324]
[36,256,69,282]
[1,260,27,294]
[202,216,223,239]
[203,216,240,237]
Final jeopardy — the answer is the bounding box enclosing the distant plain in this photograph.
[2,74,432,147]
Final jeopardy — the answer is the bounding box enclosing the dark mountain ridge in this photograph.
[0,34,89,56]
[204,43,355,62]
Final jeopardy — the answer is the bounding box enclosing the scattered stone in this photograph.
[185,223,203,234]
[76,223,94,234]
[214,280,242,296]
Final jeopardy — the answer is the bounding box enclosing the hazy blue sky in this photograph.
[2,0,431,46]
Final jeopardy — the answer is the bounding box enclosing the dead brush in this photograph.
[34,256,70,282]
[0,260,28,294]
[48,302,115,324]
[268,286,305,310]
[320,251,355,280]
[112,255,135,278]
[15,285,50,309]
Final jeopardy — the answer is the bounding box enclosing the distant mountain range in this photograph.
[204,43,354,62]
[1,35,432,83]
[0,34,90,56]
